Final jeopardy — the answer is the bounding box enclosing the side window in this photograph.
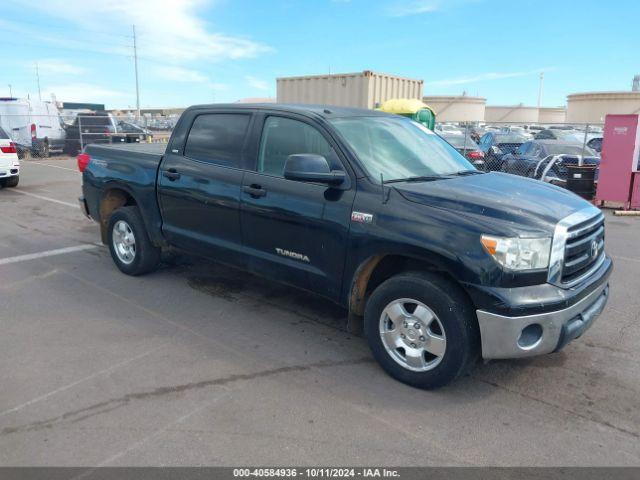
[516,142,530,155]
[184,114,250,167]
[257,116,336,176]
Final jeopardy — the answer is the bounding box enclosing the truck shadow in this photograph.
[165,252,349,333]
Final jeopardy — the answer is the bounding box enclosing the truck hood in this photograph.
[392,172,589,235]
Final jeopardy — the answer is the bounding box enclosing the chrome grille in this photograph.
[548,206,605,288]
[562,215,605,285]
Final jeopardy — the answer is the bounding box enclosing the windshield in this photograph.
[331,116,474,182]
[495,134,528,144]
[442,134,478,149]
[0,126,9,139]
[546,144,597,156]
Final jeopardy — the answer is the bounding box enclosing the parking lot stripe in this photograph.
[0,345,167,418]
[28,162,79,173]
[0,244,100,266]
[8,189,79,208]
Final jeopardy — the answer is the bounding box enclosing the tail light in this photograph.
[77,153,91,173]
[467,151,484,160]
[1,142,17,154]
[31,123,36,139]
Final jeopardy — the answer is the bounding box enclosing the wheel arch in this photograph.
[98,184,140,244]
[347,252,468,317]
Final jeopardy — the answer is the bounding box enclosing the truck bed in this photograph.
[85,142,167,157]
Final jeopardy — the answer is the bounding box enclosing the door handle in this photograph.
[242,184,267,198]
[163,168,181,181]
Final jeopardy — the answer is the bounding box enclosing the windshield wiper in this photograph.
[448,170,484,176]
[383,175,451,184]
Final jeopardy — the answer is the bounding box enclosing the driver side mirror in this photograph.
[284,154,346,185]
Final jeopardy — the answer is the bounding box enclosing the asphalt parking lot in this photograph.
[0,156,639,466]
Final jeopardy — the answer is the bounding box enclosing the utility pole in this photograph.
[8,84,12,97]
[133,24,141,120]
[36,62,42,101]
[537,71,544,108]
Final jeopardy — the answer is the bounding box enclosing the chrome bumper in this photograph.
[476,281,609,360]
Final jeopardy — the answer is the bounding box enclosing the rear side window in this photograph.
[185,114,250,167]
[257,116,335,176]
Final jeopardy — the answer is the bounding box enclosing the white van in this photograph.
[0,98,66,157]
[0,126,20,187]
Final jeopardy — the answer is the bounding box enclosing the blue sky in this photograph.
[2,0,638,109]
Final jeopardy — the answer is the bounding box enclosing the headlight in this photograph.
[481,235,551,271]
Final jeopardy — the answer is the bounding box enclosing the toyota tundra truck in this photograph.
[78,104,611,389]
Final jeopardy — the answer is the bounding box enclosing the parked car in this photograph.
[78,103,611,390]
[0,126,20,187]
[534,129,583,141]
[435,123,463,135]
[0,98,66,157]
[501,140,600,184]
[477,132,529,170]
[439,133,485,170]
[587,137,603,153]
[116,121,152,143]
[64,112,124,155]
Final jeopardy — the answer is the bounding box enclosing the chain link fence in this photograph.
[435,121,603,187]
[0,112,177,160]
[1,107,603,192]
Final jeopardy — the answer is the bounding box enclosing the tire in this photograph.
[364,272,479,389]
[3,176,19,188]
[107,206,160,276]
[40,141,50,158]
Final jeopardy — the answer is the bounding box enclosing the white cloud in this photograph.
[42,83,124,103]
[387,0,480,17]
[19,0,273,63]
[153,66,209,83]
[245,76,270,91]
[34,59,85,76]
[425,69,551,87]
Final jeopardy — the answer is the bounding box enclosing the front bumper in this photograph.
[477,280,609,359]
[0,166,19,178]
[78,196,91,218]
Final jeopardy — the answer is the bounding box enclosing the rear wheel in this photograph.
[2,176,19,188]
[40,141,50,158]
[364,272,479,389]
[107,206,160,275]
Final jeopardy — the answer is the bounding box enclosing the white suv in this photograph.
[0,126,20,188]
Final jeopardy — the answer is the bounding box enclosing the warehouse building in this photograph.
[277,71,423,109]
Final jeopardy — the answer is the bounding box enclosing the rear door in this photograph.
[158,111,252,266]
[240,113,355,300]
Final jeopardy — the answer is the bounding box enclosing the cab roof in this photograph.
[187,103,392,119]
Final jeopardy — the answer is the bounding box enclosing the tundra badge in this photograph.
[275,248,310,263]
[351,211,374,224]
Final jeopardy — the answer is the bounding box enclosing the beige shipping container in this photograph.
[277,71,423,109]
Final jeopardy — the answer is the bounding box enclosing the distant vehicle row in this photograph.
[0,98,158,157]
[438,129,600,188]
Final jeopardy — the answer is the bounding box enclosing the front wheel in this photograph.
[2,176,19,188]
[107,206,160,276]
[364,272,479,389]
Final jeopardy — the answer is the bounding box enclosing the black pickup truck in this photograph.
[78,104,611,389]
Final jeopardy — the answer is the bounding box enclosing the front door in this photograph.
[240,114,355,300]
[158,112,252,265]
